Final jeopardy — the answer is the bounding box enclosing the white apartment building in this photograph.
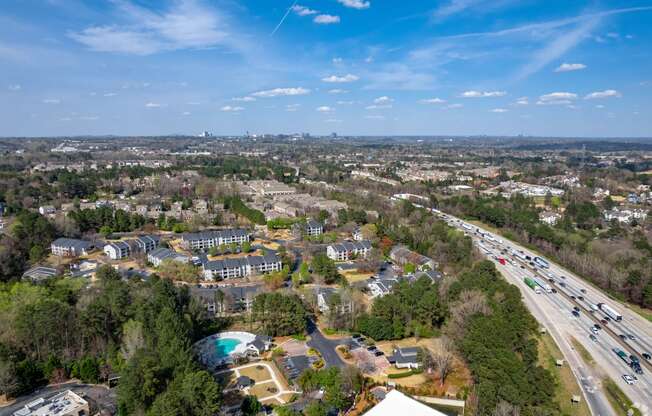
[202,254,282,280]
[181,229,251,251]
[326,240,372,261]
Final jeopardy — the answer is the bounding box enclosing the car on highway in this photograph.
[577,296,584,301]
[594,324,601,330]
[589,334,598,342]
[580,288,587,293]
[627,334,636,341]
[601,319,609,325]
[560,275,566,279]
[570,295,576,300]
[622,374,635,385]
[643,352,651,361]
[591,327,599,334]
[573,306,580,312]
[619,334,628,340]
[572,310,580,317]
[559,282,566,287]
[551,288,557,294]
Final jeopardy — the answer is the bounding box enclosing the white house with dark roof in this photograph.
[326,240,372,261]
[305,219,323,237]
[104,241,131,260]
[147,247,190,267]
[181,229,251,250]
[202,253,282,280]
[388,346,421,369]
[50,238,94,257]
[367,278,399,298]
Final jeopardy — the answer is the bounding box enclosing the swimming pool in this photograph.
[214,338,242,359]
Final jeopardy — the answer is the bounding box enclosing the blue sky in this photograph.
[1,0,651,137]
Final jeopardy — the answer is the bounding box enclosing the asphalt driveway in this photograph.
[306,319,348,369]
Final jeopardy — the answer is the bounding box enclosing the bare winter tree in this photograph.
[446,290,491,340]
[492,400,520,416]
[433,336,454,386]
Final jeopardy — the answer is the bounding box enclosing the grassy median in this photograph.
[538,334,591,416]
[569,336,596,366]
[603,378,642,416]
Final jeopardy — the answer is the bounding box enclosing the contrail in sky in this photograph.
[271,0,298,36]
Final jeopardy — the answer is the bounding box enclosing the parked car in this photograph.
[374,350,384,357]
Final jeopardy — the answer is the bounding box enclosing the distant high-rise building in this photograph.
[198,131,212,138]
[331,132,338,138]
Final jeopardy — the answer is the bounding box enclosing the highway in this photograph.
[434,210,652,415]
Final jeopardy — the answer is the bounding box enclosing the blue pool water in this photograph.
[214,338,242,359]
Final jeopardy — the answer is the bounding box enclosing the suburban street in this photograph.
[306,319,347,368]
[431,208,652,416]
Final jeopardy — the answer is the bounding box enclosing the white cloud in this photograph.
[314,14,340,24]
[103,92,118,97]
[291,5,318,16]
[554,63,587,72]
[490,108,508,113]
[446,103,463,109]
[251,87,310,97]
[322,74,359,83]
[79,115,99,121]
[220,105,244,112]
[69,1,233,55]
[337,100,354,105]
[316,106,334,112]
[419,97,446,104]
[536,92,577,105]
[595,104,605,109]
[42,98,60,104]
[328,89,348,94]
[337,0,370,9]
[182,111,191,116]
[145,102,161,108]
[332,57,343,64]
[365,104,392,110]
[286,104,301,112]
[460,90,506,98]
[584,89,621,99]
[515,96,529,105]
[8,84,21,91]
[364,115,385,119]
[232,96,256,102]
[325,118,343,123]
[373,96,394,104]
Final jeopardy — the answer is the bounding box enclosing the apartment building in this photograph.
[181,229,251,251]
[148,247,190,267]
[305,219,323,237]
[326,240,372,261]
[202,253,282,280]
[50,238,94,257]
[104,241,131,260]
[135,235,160,253]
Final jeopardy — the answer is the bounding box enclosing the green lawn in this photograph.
[538,334,591,416]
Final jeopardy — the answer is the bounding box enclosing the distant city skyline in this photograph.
[1,0,651,137]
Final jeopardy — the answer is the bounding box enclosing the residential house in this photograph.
[389,245,437,271]
[388,347,421,369]
[305,219,323,237]
[316,287,353,314]
[326,240,372,261]
[352,227,363,241]
[202,254,282,280]
[38,205,56,216]
[539,211,561,225]
[50,238,94,257]
[104,241,131,260]
[147,247,190,267]
[367,278,398,298]
[181,229,251,251]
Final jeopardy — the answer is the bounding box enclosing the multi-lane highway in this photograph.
[433,210,652,415]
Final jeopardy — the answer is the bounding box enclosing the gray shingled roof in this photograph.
[182,228,249,242]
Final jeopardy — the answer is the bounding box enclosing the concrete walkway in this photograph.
[217,361,300,407]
